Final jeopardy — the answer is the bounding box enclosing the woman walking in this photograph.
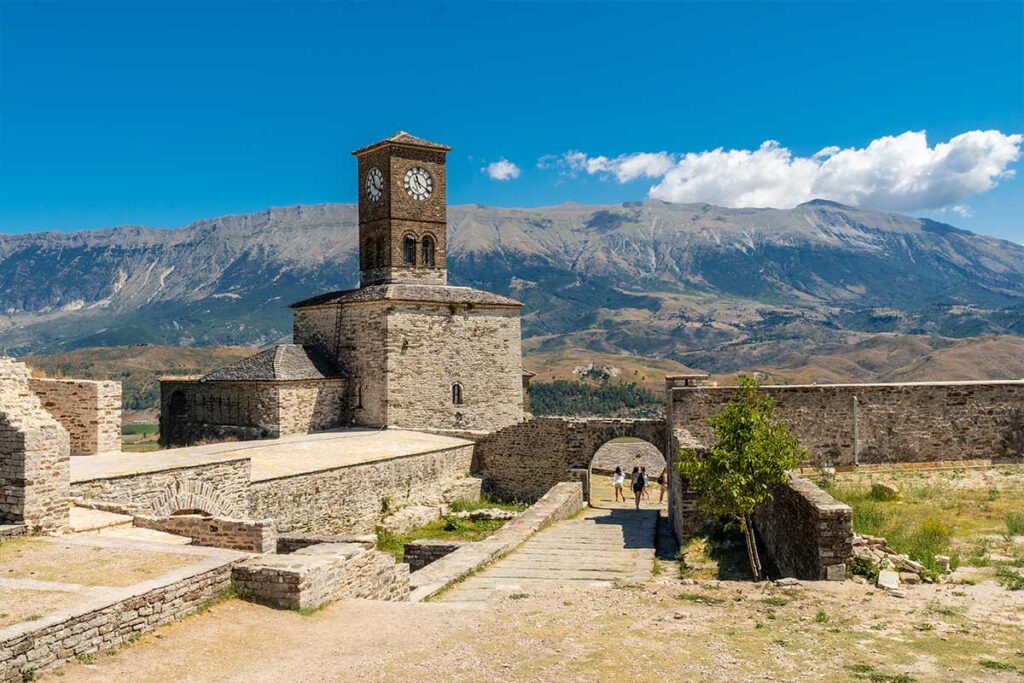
[612,466,627,502]
[640,466,651,499]
[657,467,668,504]
[631,466,646,510]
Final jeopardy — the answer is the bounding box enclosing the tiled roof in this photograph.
[290,284,522,309]
[201,345,345,382]
[351,131,452,156]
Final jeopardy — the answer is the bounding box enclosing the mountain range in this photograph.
[3,199,1024,381]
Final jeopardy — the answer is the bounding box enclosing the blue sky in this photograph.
[0,1,1022,241]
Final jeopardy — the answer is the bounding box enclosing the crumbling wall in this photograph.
[752,475,853,580]
[0,358,70,531]
[133,514,276,553]
[29,378,122,454]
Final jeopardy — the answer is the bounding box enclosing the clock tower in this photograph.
[353,131,451,287]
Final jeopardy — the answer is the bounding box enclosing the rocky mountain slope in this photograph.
[2,200,1023,374]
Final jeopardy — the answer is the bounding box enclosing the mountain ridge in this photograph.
[1,200,1022,371]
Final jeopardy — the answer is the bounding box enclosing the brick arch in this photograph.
[149,478,230,517]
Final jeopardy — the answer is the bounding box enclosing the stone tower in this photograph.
[290,131,525,432]
[353,132,451,287]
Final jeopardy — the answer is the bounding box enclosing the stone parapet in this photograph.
[232,543,409,610]
[408,481,584,602]
[28,378,121,455]
[752,475,853,581]
[134,514,276,553]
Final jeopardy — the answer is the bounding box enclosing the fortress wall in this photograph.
[29,378,121,454]
[671,381,1024,467]
[385,303,523,432]
[249,443,475,535]
[473,417,668,502]
[159,381,280,446]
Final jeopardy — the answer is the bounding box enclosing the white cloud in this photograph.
[540,130,1022,213]
[484,158,521,181]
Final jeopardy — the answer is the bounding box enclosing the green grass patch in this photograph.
[121,423,158,436]
[995,566,1024,590]
[1006,511,1024,536]
[979,659,1018,672]
[446,494,527,514]
[376,509,514,562]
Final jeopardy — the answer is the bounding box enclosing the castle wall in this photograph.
[293,304,387,426]
[277,380,348,434]
[249,444,474,535]
[385,302,523,432]
[0,358,70,531]
[670,380,1024,467]
[472,417,668,502]
[29,378,121,454]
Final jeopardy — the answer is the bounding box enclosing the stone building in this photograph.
[159,344,346,446]
[160,132,526,445]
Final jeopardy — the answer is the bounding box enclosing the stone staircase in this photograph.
[69,505,193,545]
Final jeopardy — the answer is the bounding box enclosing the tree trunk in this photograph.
[741,514,763,582]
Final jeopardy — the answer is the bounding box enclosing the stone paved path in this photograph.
[439,494,660,602]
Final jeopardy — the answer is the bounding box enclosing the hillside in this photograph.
[2,200,1023,378]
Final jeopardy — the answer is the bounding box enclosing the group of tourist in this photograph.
[611,465,667,509]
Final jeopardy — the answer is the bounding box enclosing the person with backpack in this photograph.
[657,467,668,504]
[631,466,646,510]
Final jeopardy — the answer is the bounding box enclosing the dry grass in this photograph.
[0,588,85,628]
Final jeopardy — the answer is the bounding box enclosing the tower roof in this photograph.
[352,131,452,156]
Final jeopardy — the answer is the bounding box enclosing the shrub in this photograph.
[995,566,1024,591]
[1005,512,1024,536]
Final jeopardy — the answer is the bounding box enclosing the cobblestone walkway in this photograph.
[438,498,659,603]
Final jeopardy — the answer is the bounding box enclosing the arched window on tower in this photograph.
[451,382,464,406]
[375,238,385,268]
[403,234,417,265]
[362,239,372,269]
[421,235,436,267]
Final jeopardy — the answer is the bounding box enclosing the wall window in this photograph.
[354,383,363,409]
[451,382,464,406]
[421,235,436,267]
[375,238,385,268]
[403,234,417,265]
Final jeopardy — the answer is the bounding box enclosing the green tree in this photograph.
[676,376,805,581]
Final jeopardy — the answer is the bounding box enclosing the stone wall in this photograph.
[752,475,853,581]
[250,444,474,535]
[159,379,348,447]
[666,428,705,541]
[134,514,276,553]
[403,539,467,571]
[670,380,1024,467]
[232,543,409,610]
[0,551,236,683]
[28,378,121,455]
[473,417,669,502]
[293,303,388,426]
[409,481,585,601]
[385,302,524,432]
[0,357,70,531]
[71,458,251,518]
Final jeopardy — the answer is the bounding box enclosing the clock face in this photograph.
[365,167,384,203]
[403,167,433,201]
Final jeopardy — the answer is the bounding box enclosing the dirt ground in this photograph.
[45,567,1024,683]
[0,538,195,587]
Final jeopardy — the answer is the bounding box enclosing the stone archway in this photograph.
[149,478,229,517]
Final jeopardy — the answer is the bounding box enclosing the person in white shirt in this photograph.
[612,466,627,502]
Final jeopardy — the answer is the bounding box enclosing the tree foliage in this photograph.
[676,376,805,580]
[529,380,663,418]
